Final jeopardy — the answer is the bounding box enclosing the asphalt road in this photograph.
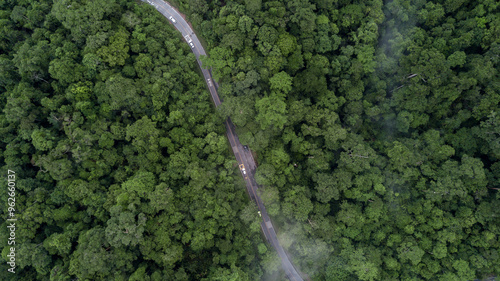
[143,1,305,280]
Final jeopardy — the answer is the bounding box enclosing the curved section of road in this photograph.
[143,1,305,280]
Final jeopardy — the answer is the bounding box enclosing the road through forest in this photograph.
[142,0,305,280]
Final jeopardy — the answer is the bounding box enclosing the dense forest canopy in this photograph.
[0,0,266,280]
[0,0,499,280]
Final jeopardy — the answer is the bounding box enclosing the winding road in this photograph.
[142,1,305,280]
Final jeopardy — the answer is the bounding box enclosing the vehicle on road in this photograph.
[169,16,176,23]
[147,4,304,280]
[239,164,247,179]
[239,164,246,175]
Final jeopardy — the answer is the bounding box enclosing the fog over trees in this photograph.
[0,0,499,280]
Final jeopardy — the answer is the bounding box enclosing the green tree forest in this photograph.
[1,0,499,280]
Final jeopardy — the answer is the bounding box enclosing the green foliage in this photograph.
[181,0,500,279]
[255,94,287,130]
[0,1,264,279]
[269,71,293,95]
[1,0,499,280]
[105,205,147,247]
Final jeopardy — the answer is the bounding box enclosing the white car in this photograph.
[207,78,212,86]
[258,211,261,217]
[189,42,195,49]
[169,16,176,23]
